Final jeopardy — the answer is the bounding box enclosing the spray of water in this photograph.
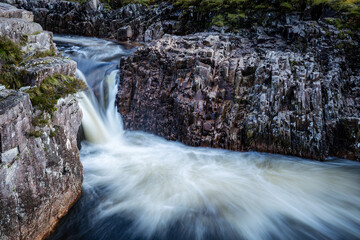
[57,35,360,240]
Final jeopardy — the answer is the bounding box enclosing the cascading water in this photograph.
[76,69,123,143]
[50,35,360,240]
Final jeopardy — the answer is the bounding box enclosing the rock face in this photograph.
[21,57,77,86]
[0,2,57,58]
[0,92,82,240]
[117,21,360,161]
[2,0,202,42]
[0,3,83,240]
[0,2,32,20]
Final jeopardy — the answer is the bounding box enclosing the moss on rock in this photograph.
[27,74,86,116]
[0,36,23,66]
[0,36,27,89]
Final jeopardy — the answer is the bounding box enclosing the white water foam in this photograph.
[77,69,360,240]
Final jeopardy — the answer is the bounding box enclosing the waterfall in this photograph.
[49,35,360,240]
[76,69,122,143]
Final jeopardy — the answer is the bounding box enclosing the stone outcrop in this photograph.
[117,21,360,161]
[0,3,83,240]
[1,0,202,42]
[0,2,32,20]
[0,91,82,240]
[21,57,77,86]
[0,2,57,58]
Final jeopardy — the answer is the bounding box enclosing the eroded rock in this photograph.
[0,3,83,240]
[0,92,83,240]
[21,57,76,86]
[0,2,33,21]
[117,28,360,161]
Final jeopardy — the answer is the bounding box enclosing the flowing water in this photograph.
[49,35,360,240]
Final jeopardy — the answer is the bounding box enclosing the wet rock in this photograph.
[22,30,57,58]
[0,5,57,56]
[0,17,42,43]
[85,0,99,11]
[117,25,133,41]
[117,28,360,161]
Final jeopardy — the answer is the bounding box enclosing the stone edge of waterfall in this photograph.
[117,31,360,162]
[0,3,83,240]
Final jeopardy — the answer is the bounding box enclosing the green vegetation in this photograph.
[27,130,42,138]
[50,128,58,137]
[212,14,226,26]
[27,74,86,116]
[0,36,27,89]
[32,114,50,127]
[91,0,359,30]
[171,0,360,30]
[314,0,360,30]
[0,36,59,89]
[28,49,57,59]
[0,36,23,66]
[1,36,85,138]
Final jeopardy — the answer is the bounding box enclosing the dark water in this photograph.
[48,35,360,240]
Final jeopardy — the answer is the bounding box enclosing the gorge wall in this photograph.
[2,0,202,42]
[3,0,358,162]
[0,3,83,240]
[117,21,360,161]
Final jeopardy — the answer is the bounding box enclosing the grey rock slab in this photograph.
[20,57,77,86]
[0,2,33,21]
[0,17,42,43]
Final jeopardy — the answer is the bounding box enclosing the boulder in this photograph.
[6,0,201,41]
[0,17,42,43]
[0,2,33,21]
[117,25,133,41]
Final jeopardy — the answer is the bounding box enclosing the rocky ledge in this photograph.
[0,3,83,240]
[117,21,360,161]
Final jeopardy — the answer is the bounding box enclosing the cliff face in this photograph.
[1,0,202,42]
[0,3,83,240]
[117,21,360,161]
[0,92,82,240]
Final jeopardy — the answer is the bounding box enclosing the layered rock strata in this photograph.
[0,3,83,240]
[117,23,360,161]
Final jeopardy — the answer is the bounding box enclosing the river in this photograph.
[48,35,360,240]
